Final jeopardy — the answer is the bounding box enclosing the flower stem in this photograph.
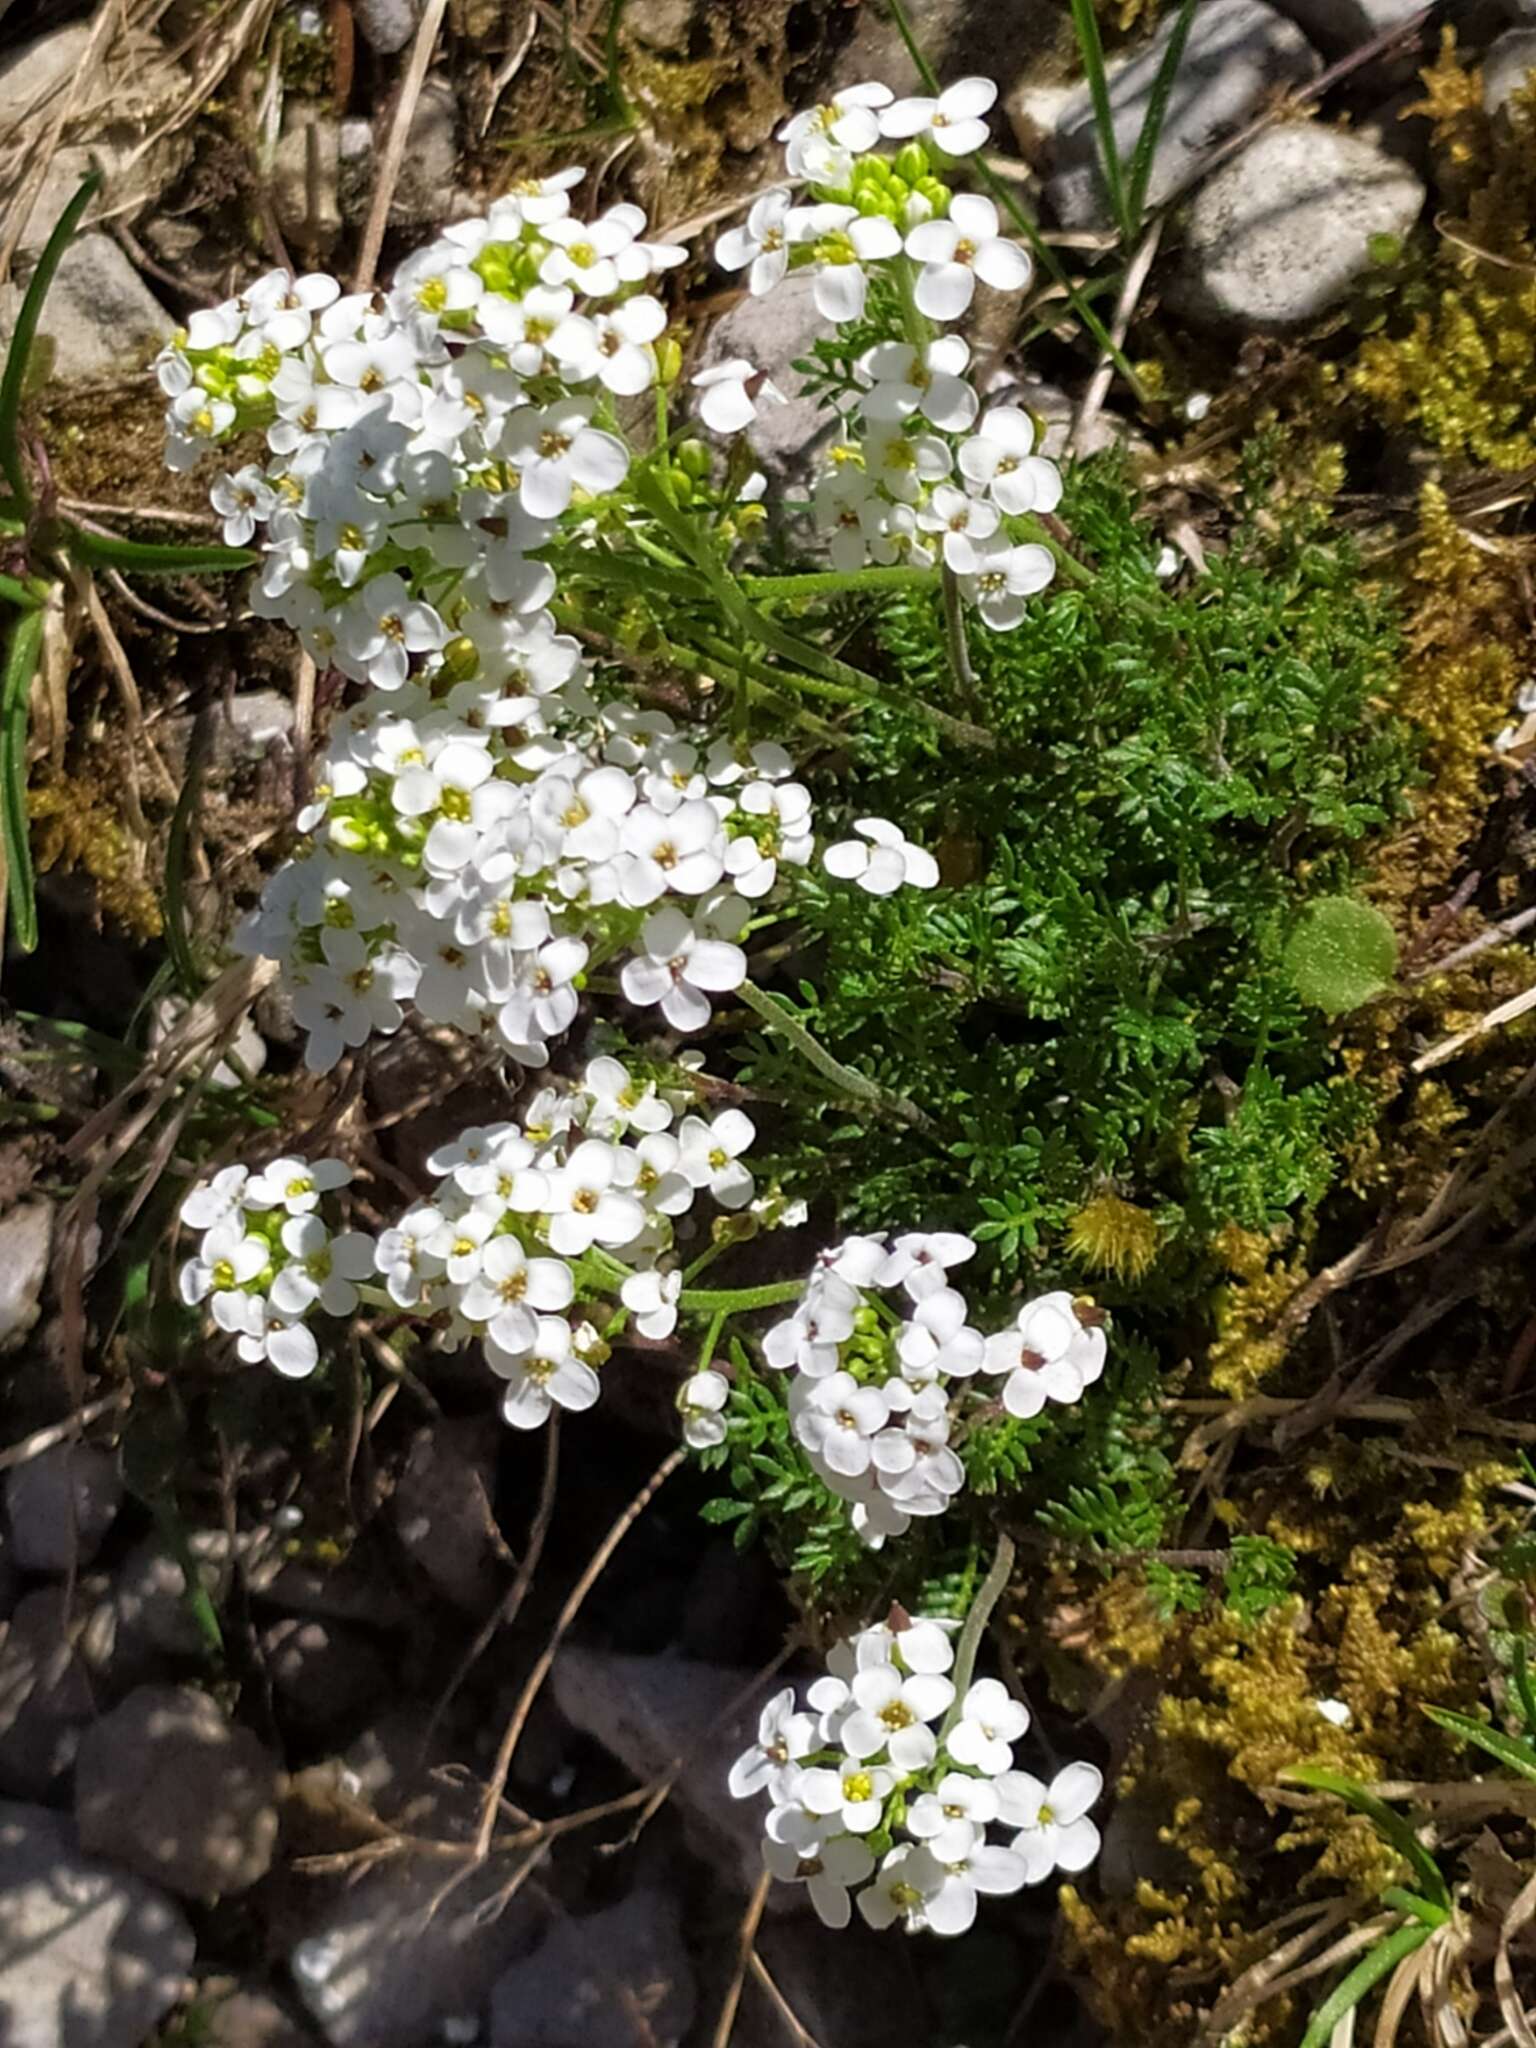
[941,567,978,707]
[741,567,939,600]
[736,980,935,1134]
[940,1531,1017,1737]
[679,1277,806,1313]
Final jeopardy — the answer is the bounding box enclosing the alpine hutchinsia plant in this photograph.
[164,67,1106,1938]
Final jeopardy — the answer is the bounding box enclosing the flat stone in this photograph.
[0,1200,52,1355]
[550,1646,794,1901]
[0,236,171,384]
[385,78,459,224]
[0,1800,194,2048]
[0,1586,96,1797]
[393,1417,509,1615]
[206,1987,319,2047]
[1166,120,1425,332]
[488,1883,695,2048]
[272,110,345,244]
[352,0,419,53]
[75,1683,283,1898]
[1046,0,1320,230]
[696,272,833,475]
[6,1444,123,1574]
[1483,28,1536,118]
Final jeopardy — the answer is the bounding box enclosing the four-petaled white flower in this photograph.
[945,1678,1031,1776]
[715,189,797,296]
[620,906,747,1031]
[692,359,785,436]
[880,76,998,156]
[905,193,1032,320]
[729,1688,818,1800]
[997,1761,1104,1881]
[823,818,940,896]
[496,1315,601,1428]
[678,1367,729,1447]
[958,406,1063,516]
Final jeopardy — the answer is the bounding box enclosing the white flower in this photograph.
[583,1055,673,1137]
[917,483,999,571]
[181,1166,250,1232]
[823,817,939,895]
[210,464,275,545]
[880,76,998,157]
[794,1372,891,1479]
[807,213,903,322]
[921,1817,1028,1934]
[957,407,1063,516]
[945,1678,1030,1776]
[621,1267,682,1339]
[620,906,747,1032]
[619,799,727,905]
[497,1317,601,1428]
[715,189,795,295]
[538,212,638,296]
[692,359,785,436]
[269,1217,376,1317]
[896,1287,985,1383]
[880,1231,976,1300]
[244,1155,350,1215]
[460,1237,574,1352]
[780,82,893,175]
[856,1843,945,1931]
[997,1761,1104,1881]
[954,534,1056,632]
[337,574,448,690]
[763,1830,876,1930]
[839,1662,952,1770]
[676,1108,755,1209]
[549,297,666,395]
[500,400,629,519]
[798,1758,895,1835]
[263,1316,320,1379]
[984,1290,1106,1418]
[678,1367,729,1447]
[906,1771,999,1840]
[729,1688,818,1799]
[905,194,1031,320]
[374,1206,446,1308]
[545,1140,646,1255]
[178,1218,267,1312]
[858,338,978,433]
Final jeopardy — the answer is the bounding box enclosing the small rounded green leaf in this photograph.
[1285,897,1398,1016]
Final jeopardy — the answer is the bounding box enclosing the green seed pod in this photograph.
[654,335,683,386]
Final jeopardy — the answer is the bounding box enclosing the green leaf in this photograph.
[1282,1766,1449,1910]
[1298,1920,1431,2048]
[1,604,45,955]
[1285,896,1398,1015]
[1126,0,1197,225]
[65,529,257,578]
[1067,0,1130,240]
[0,171,101,507]
[1423,1704,1536,1783]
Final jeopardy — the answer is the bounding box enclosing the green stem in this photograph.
[697,1307,728,1370]
[940,1532,1017,1737]
[679,1277,806,1313]
[736,980,935,1133]
[742,567,939,600]
[0,574,44,612]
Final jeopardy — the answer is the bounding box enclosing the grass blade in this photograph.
[1126,0,1197,226]
[1424,1704,1536,1783]
[1284,1765,1450,1909]
[65,529,257,577]
[1,604,45,956]
[1298,1920,1430,2048]
[1067,0,1131,240]
[0,171,101,509]
[163,707,208,996]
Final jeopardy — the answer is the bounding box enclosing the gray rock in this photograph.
[623,0,695,51]
[0,236,171,384]
[113,1528,275,1668]
[261,1618,391,1736]
[696,273,833,474]
[1266,0,1428,58]
[75,1683,283,1899]
[260,1541,411,1633]
[0,25,193,257]
[550,1647,793,1901]
[385,78,459,224]
[393,1417,509,1615]
[225,690,296,755]
[0,1800,194,2048]
[829,0,1059,101]
[0,1587,96,1796]
[488,1884,695,2048]
[1166,121,1424,332]
[1003,78,1079,168]
[352,0,420,53]
[206,1987,318,2047]
[1046,0,1321,230]
[0,1201,52,1355]
[287,1788,542,2046]
[1483,28,1536,118]
[272,111,345,244]
[0,1529,18,1625]
[749,1916,927,2048]
[6,1445,123,1574]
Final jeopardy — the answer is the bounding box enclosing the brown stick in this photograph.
[712,1869,772,2048]
[470,1444,685,1862]
[352,0,451,291]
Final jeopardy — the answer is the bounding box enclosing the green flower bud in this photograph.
[915,176,950,215]
[676,437,712,480]
[654,335,683,386]
[667,467,695,505]
[894,141,929,184]
[440,635,479,682]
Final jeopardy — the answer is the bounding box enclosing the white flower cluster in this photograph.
[157,167,940,1077]
[713,78,1064,629]
[729,1614,1103,1934]
[759,1234,1107,1545]
[177,1156,374,1379]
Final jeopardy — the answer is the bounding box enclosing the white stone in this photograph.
[0,236,171,383]
[1483,28,1536,118]
[0,1800,193,2048]
[696,272,831,474]
[1166,121,1424,332]
[1046,0,1320,230]
[0,1201,51,1354]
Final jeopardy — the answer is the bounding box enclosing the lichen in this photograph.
[30,770,163,940]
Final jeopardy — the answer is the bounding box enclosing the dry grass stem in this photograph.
[712,1868,772,2048]
[352,0,451,290]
